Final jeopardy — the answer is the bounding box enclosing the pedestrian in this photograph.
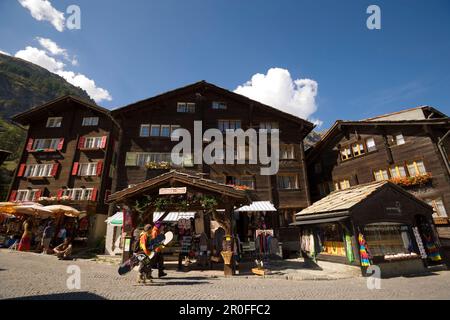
[18,217,32,251]
[151,221,167,278]
[53,238,73,260]
[41,221,55,254]
[56,225,67,246]
[136,224,153,284]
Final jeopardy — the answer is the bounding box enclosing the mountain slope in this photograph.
[0,53,94,118]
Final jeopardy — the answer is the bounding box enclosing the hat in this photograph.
[144,224,152,232]
[154,221,162,228]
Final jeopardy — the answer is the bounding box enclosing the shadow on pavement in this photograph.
[10,292,106,300]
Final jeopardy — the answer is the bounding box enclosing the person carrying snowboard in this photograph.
[151,221,167,278]
[137,224,153,283]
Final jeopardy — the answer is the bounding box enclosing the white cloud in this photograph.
[18,0,65,32]
[14,45,112,103]
[234,68,320,125]
[15,46,64,73]
[57,71,112,103]
[36,37,67,57]
[0,50,11,56]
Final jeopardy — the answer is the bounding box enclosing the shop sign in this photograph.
[159,187,187,195]
[385,201,402,216]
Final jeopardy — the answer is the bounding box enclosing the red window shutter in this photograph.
[17,164,26,177]
[9,190,17,201]
[96,161,103,176]
[34,189,43,201]
[57,189,64,199]
[26,139,34,152]
[78,136,86,149]
[91,188,98,201]
[51,163,59,177]
[57,138,64,151]
[101,136,107,149]
[71,162,79,176]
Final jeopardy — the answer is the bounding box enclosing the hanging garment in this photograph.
[358,233,371,267]
[412,227,427,259]
[424,235,442,262]
[345,233,355,263]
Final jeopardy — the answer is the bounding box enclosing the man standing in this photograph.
[151,221,167,278]
[41,221,54,254]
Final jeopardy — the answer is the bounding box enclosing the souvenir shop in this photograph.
[293,181,444,277]
[0,203,89,251]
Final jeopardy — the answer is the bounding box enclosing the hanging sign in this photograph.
[159,187,187,195]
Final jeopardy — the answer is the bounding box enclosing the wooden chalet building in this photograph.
[306,106,450,248]
[8,96,120,243]
[110,81,314,242]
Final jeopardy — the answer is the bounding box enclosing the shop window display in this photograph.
[363,223,413,257]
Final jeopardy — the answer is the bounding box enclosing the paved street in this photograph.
[1,250,450,300]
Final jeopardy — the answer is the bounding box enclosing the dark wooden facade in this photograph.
[306,107,450,245]
[111,81,314,228]
[8,96,120,216]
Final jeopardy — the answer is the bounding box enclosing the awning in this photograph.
[290,216,349,226]
[153,211,196,222]
[106,211,197,226]
[235,201,277,212]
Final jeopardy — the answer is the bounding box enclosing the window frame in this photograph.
[82,117,99,126]
[150,125,161,137]
[140,124,150,137]
[212,101,227,110]
[78,162,98,177]
[277,174,299,190]
[46,117,63,128]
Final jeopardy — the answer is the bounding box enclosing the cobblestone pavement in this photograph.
[1,250,450,300]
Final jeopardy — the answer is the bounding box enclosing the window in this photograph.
[389,165,407,178]
[32,138,61,150]
[407,161,427,176]
[136,153,172,166]
[226,176,254,189]
[161,125,171,137]
[259,122,279,130]
[46,117,62,128]
[151,125,160,137]
[140,124,150,137]
[281,145,295,159]
[374,169,389,181]
[16,189,40,202]
[218,120,241,132]
[366,138,377,152]
[339,179,351,190]
[277,175,299,190]
[426,198,448,218]
[170,125,180,138]
[212,101,227,110]
[84,137,103,149]
[177,102,196,113]
[352,142,365,157]
[340,147,352,161]
[328,181,336,193]
[364,224,412,257]
[82,117,99,126]
[63,188,94,201]
[24,164,54,177]
[395,133,405,145]
[78,163,98,176]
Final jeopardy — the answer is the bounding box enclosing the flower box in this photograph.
[389,173,432,188]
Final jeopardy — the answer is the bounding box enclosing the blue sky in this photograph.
[0,0,449,129]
